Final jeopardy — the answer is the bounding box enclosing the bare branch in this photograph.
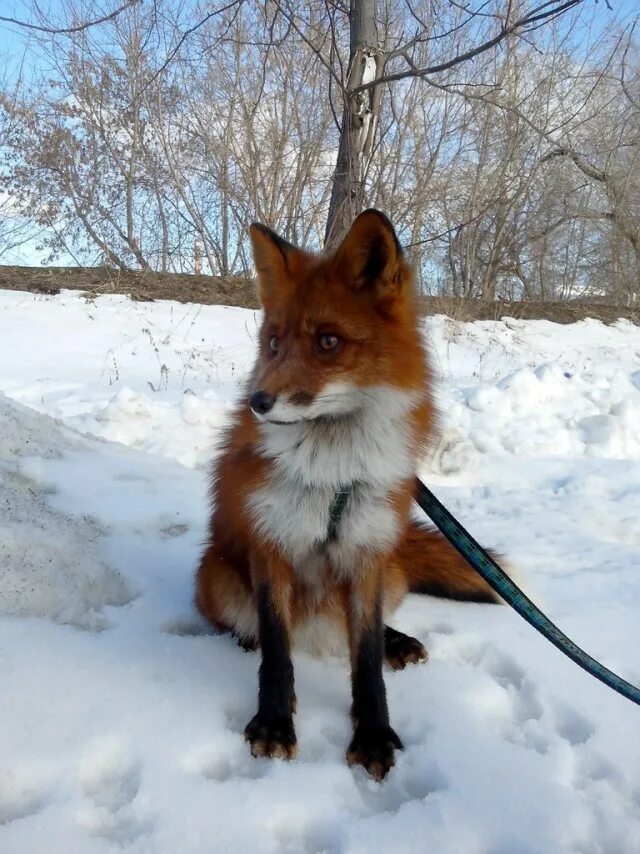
[354,0,589,93]
[0,1,142,35]
[134,0,246,103]
[620,18,640,111]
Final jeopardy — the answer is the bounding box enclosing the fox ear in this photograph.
[249,223,298,305]
[336,209,406,308]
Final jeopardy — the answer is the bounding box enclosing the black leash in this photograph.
[414,477,640,706]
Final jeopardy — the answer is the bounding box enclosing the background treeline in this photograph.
[0,1,638,304]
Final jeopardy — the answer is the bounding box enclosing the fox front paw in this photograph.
[346,723,403,781]
[244,713,297,760]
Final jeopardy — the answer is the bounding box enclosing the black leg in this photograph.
[346,573,403,780]
[244,581,297,759]
[384,625,428,670]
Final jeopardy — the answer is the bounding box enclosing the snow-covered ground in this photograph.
[0,289,638,853]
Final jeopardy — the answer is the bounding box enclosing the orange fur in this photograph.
[195,210,496,653]
[195,210,501,776]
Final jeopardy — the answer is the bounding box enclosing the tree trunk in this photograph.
[631,239,640,307]
[324,0,384,249]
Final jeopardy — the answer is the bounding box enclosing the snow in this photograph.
[0,289,638,852]
[0,397,131,628]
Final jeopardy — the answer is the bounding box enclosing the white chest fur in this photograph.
[246,386,419,578]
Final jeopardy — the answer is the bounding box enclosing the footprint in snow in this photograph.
[113,471,152,483]
[0,765,53,826]
[463,642,640,838]
[182,740,268,782]
[158,522,190,539]
[460,642,596,756]
[76,737,148,842]
[550,702,595,747]
[161,615,211,636]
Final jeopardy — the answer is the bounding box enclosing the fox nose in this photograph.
[250,390,275,415]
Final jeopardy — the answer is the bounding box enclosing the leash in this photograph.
[414,477,640,706]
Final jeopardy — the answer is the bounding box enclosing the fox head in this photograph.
[247,209,428,425]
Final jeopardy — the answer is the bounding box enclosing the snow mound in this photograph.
[67,386,232,469]
[0,395,131,628]
[433,361,640,474]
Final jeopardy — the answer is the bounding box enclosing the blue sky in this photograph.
[0,0,637,266]
[1,0,638,59]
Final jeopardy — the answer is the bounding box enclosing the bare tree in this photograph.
[0,62,40,259]
[3,0,637,308]
[4,3,165,268]
[321,0,595,246]
[542,49,640,304]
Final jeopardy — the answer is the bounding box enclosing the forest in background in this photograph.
[0,0,638,304]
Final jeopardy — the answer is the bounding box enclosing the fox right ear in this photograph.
[249,223,298,306]
[335,209,407,313]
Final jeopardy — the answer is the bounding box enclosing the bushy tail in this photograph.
[398,521,500,603]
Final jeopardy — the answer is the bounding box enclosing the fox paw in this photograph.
[236,635,258,652]
[385,633,428,670]
[244,713,297,760]
[347,723,403,781]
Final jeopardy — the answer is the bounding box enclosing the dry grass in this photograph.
[419,295,639,325]
[1,265,637,325]
[0,265,259,309]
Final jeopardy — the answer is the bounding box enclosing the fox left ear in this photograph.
[336,209,407,308]
[249,223,299,306]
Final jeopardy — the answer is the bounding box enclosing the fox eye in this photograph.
[270,335,279,354]
[318,333,339,351]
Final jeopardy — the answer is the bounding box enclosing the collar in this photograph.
[326,487,351,541]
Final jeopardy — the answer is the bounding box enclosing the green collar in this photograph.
[326,488,350,541]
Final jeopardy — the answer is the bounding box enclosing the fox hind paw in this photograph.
[385,630,428,670]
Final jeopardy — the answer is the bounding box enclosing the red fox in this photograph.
[195,210,498,780]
